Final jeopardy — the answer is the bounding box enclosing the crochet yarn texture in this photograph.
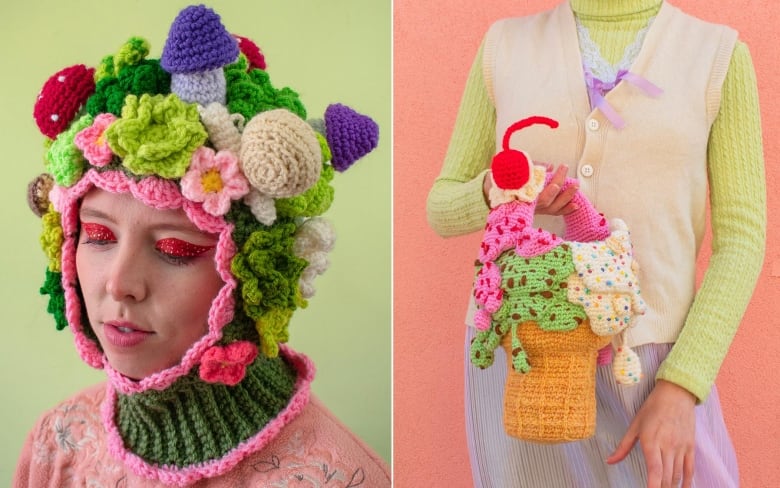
[29,4,380,484]
[470,116,645,442]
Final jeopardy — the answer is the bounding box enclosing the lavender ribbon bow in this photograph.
[585,69,663,129]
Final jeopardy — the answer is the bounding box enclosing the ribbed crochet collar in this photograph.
[115,354,297,467]
[569,0,662,19]
[102,346,315,484]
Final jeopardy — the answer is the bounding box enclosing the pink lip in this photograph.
[102,321,153,348]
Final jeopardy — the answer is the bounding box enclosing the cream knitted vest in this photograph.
[482,2,737,346]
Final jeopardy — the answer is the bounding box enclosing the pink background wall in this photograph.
[394,1,779,486]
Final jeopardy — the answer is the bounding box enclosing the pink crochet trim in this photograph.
[58,169,238,394]
[101,345,315,487]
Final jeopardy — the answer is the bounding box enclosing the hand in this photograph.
[536,164,579,215]
[482,170,493,203]
[607,380,697,488]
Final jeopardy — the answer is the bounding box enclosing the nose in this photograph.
[105,245,147,302]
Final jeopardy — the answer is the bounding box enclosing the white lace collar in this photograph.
[575,16,656,82]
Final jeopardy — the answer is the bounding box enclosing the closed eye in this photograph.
[155,238,215,266]
[81,222,117,245]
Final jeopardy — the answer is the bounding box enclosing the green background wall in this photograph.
[0,1,391,483]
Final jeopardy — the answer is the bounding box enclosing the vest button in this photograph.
[587,118,600,131]
[580,164,595,177]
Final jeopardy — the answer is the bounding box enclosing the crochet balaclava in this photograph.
[27,5,378,484]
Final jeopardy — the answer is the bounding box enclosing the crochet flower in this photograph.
[104,93,206,178]
[199,341,258,385]
[181,146,249,216]
[74,113,117,167]
[46,114,93,187]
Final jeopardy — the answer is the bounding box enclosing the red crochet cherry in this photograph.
[33,65,95,139]
[492,149,531,190]
[491,116,560,190]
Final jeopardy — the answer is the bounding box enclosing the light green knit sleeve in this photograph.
[656,41,766,402]
[426,42,496,237]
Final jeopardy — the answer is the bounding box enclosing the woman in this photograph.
[427,0,765,486]
[14,5,389,486]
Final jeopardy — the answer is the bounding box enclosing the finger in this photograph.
[659,450,677,488]
[556,201,580,216]
[550,164,568,186]
[536,183,561,209]
[643,445,663,488]
[544,184,579,214]
[606,429,638,464]
[681,450,695,488]
[671,452,685,488]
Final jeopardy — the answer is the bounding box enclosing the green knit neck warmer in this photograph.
[115,354,297,467]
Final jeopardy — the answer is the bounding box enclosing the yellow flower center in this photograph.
[201,169,224,193]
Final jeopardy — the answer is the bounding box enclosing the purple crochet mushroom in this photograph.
[161,5,239,106]
[324,104,380,172]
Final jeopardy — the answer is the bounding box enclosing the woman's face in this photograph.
[75,188,224,380]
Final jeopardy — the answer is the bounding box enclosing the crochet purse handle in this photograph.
[484,115,612,262]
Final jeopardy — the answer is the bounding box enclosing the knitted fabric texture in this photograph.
[115,353,296,468]
[469,116,645,442]
[28,0,380,448]
[171,68,227,106]
[324,103,380,171]
[29,4,379,482]
[239,109,322,198]
[234,34,267,71]
[27,173,55,217]
[500,321,611,442]
[34,65,96,139]
[161,5,238,73]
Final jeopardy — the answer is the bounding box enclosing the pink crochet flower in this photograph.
[199,341,258,386]
[181,147,249,216]
[73,113,117,167]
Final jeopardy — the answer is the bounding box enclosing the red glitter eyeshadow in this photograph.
[82,223,116,241]
[156,238,215,257]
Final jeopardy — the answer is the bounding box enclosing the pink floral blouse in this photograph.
[14,383,390,487]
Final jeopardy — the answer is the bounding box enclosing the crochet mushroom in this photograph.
[324,104,380,171]
[161,5,239,106]
[234,34,267,71]
[33,65,95,139]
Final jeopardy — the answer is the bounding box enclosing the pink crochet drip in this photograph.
[57,169,240,394]
[478,203,567,262]
[474,173,611,332]
[101,344,315,487]
[473,261,503,330]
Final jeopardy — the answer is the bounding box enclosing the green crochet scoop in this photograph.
[115,354,297,467]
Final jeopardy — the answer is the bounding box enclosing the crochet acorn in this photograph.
[470,116,646,443]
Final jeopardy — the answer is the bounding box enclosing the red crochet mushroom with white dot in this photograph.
[233,35,266,71]
[33,64,95,139]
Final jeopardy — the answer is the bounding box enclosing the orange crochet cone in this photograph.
[500,320,611,443]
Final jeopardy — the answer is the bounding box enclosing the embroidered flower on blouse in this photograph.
[199,341,258,385]
[73,113,117,167]
[181,146,250,216]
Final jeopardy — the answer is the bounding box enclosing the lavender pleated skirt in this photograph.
[465,327,739,487]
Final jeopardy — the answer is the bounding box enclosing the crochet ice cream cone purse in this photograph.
[469,116,646,443]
